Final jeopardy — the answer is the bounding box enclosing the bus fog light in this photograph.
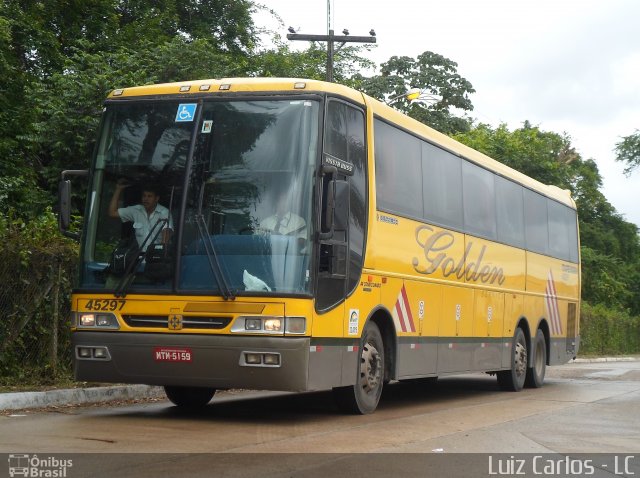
[92,347,109,359]
[77,347,92,358]
[285,317,306,334]
[245,318,262,331]
[263,353,280,366]
[264,318,282,332]
[245,353,262,364]
[79,314,96,327]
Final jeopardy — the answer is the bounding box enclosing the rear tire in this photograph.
[525,329,547,388]
[333,321,385,414]
[497,327,527,392]
[164,386,216,408]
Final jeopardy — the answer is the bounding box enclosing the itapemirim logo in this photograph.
[8,454,73,478]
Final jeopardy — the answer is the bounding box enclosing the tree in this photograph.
[249,41,375,83]
[354,51,475,134]
[615,130,640,176]
[0,1,258,220]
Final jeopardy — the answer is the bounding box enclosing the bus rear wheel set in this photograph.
[498,326,547,392]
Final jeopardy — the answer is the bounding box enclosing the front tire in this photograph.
[525,329,547,388]
[333,321,385,414]
[164,386,216,408]
[497,327,527,391]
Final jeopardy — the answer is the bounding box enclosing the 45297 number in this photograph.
[84,299,125,311]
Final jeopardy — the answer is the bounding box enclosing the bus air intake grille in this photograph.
[122,315,232,329]
[183,316,232,329]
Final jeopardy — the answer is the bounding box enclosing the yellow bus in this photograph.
[59,78,580,414]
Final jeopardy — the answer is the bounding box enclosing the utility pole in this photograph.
[287,28,376,83]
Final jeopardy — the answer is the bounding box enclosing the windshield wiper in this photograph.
[113,218,166,298]
[193,179,235,299]
[194,213,235,300]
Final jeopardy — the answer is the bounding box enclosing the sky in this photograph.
[256,0,640,227]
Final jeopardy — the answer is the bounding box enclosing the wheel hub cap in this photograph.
[360,342,382,393]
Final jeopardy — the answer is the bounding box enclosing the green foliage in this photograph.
[30,37,242,189]
[355,51,475,134]
[1,1,259,221]
[454,121,580,187]
[248,29,376,83]
[0,208,78,384]
[615,129,640,176]
[580,303,640,355]
[580,247,632,310]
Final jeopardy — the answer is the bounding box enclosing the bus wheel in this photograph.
[497,327,527,392]
[525,329,547,388]
[164,386,216,408]
[333,321,385,414]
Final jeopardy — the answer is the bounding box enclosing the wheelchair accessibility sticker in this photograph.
[175,103,197,122]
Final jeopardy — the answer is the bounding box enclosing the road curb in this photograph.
[570,356,639,363]
[0,385,164,412]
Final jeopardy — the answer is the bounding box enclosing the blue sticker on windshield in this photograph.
[175,104,197,122]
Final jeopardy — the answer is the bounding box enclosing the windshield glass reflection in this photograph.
[79,98,319,295]
[80,101,189,292]
[180,100,319,295]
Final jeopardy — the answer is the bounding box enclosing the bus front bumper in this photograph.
[72,331,310,391]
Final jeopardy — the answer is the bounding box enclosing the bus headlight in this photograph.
[231,316,306,335]
[79,313,95,327]
[76,312,119,329]
[263,318,282,332]
[244,318,262,331]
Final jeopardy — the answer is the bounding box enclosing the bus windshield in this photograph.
[80,98,319,295]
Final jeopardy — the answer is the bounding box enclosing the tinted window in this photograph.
[345,103,367,293]
[422,142,463,229]
[325,101,348,159]
[462,161,497,239]
[524,189,549,255]
[567,209,579,263]
[495,176,525,248]
[548,200,576,261]
[374,120,422,218]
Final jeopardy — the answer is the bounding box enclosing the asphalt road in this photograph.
[1,360,639,477]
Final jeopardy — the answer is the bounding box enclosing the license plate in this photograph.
[154,347,192,363]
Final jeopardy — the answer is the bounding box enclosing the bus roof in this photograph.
[107,77,365,103]
[108,77,575,209]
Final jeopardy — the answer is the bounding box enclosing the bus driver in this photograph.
[108,178,173,250]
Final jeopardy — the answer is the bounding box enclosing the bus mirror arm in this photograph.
[58,169,89,240]
[322,164,338,175]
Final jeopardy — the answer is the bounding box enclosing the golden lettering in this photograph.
[412,225,505,285]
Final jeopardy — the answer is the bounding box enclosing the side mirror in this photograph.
[59,180,72,231]
[58,169,88,240]
[333,179,349,233]
[319,164,349,241]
